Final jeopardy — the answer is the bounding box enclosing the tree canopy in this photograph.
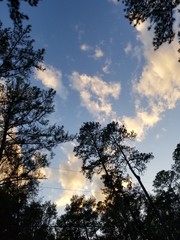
[0,0,41,25]
[120,0,180,60]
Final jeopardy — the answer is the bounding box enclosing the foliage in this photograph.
[56,195,99,240]
[0,185,56,240]
[120,0,180,53]
[74,121,153,196]
[74,121,158,239]
[0,6,72,239]
[0,0,41,25]
[0,23,44,80]
[0,77,71,187]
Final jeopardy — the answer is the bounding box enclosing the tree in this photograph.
[172,143,180,173]
[0,23,44,81]
[0,21,72,187]
[74,121,174,240]
[19,200,57,240]
[0,185,57,240]
[74,122,153,201]
[56,195,99,240]
[0,19,72,238]
[119,0,180,60]
[97,185,146,240]
[0,2,73,239]
[74,122,157,239]
[150,143,180,239]
[0,0,41,25]
[0,27,72,238]
[0,76,71,188]
[151,179,180,239]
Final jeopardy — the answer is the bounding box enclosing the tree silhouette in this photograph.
[0,0,41,25]
[56,195,99,240]
[120,0,180,59]
[0,77,71,187]
[0,23,44,80]
[0,186,57,240]
[74,121,175,240]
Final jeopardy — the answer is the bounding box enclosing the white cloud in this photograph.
[124,42,132,54]
[74,24,85,41]
[93,47,104,59]
[70,72,121,121]
[123,16,180,139]
[102,59,111,74]
[80,44,105,60]
[80,43,90,51]
[108,0,119,5]
[155,128,167,140]
[124,42,142,63]
[35,64,67,99]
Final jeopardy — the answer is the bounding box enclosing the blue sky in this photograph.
[1,0,180,212]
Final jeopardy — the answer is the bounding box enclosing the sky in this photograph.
[1,0,180,214]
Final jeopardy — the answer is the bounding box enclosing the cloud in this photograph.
[80,44,104,60]
[70,72,121,121]
[35,64,67,99]
[124,42,132,54]
[124,42,142,63]
[123,106,162,140]
[55,142,87,207]
[93,47,104,59]
[55,142,104,207]
[108,0,119,5]
[102,59,112,74]
[74,24,85,41]
[40,167,60,182]
[155,128,167,140]
[123,16,180,139]
[80,43,91,51]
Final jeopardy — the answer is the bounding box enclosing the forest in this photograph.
[0,0,180,239]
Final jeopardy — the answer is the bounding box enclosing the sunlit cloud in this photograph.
[55,142,87,207]
[40,167,60,182]
[93,47,104,59]
[35,64,67,99]
[55,142,104,207]
[123,15,180,139]
[70,72,121,122]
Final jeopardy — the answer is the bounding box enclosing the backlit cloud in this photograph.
[35,64,67,99]
[70,72,121,121]
[55,142,104,207]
